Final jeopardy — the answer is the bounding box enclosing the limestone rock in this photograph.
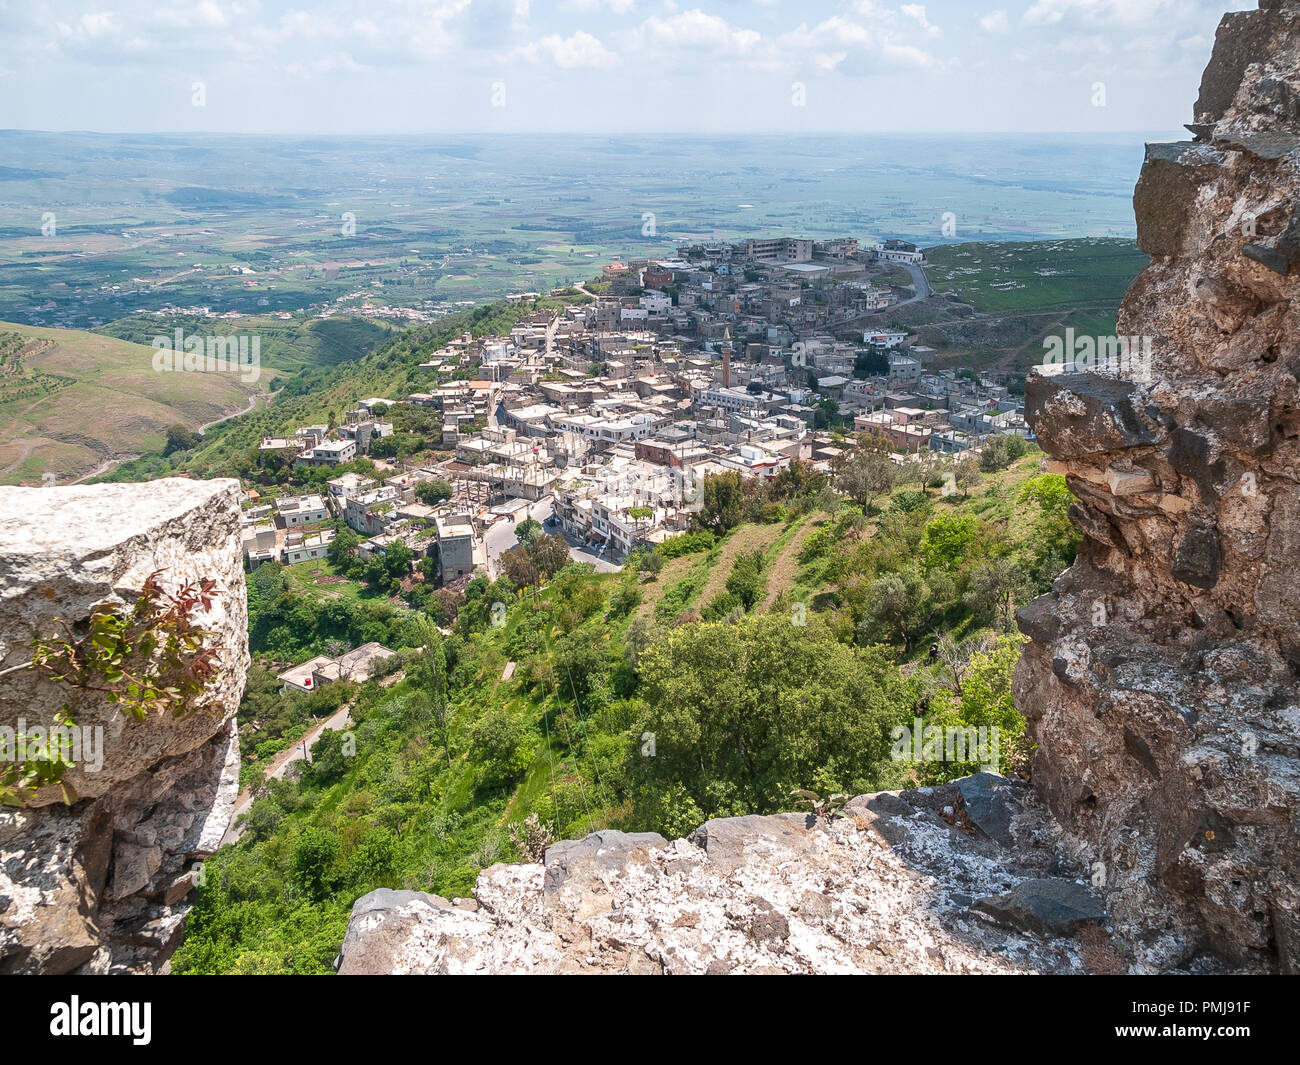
[0,479,248,973]
[338,779,1242,975]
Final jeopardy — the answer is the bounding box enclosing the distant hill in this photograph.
[0,315,397,486]
[96,315,393,378]
[919,238,1148,373]
[0,322,265,486]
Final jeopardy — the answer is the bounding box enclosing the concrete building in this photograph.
[276,494,328,527]
[874,239,925,264]
[434,514,478,583]
[744,237,813,263]
[283,529,335,564]
[297,438,357,467]
[345,486,402,536]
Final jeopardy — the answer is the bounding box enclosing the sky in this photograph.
[0,0,1255,135]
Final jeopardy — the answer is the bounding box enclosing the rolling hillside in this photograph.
[0,322,265,485]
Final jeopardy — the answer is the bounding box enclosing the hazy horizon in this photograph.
[0,1,1251,136]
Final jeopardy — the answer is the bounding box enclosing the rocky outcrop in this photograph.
[1015,0,1300,974]
[337,776,1243,975]
[0,479,248,973]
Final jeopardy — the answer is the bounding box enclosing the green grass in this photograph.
[925,238,1146,314]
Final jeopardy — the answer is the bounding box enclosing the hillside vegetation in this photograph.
[173,448,1078,974]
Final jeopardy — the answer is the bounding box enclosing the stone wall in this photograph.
[0,478,249,973]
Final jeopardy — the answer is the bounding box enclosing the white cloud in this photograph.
[561,0,637,13]
[778,12,941,72]
[519,30,619,68]
[1022,0,1175,29]
[899,4,941,37]
[634,10,761,54]
[196,1,229,30]
[979,10,1009,33]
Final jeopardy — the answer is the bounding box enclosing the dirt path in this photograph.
[198,386,281,434]
[71,452,140,484]
[695,525,781,608]
[633,553,697,622]
[761,515,828,610]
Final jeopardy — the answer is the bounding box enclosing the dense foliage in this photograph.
[172,449,1076,973]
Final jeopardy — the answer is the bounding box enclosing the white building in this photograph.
[640,291,672,314]
[864,330,908,349]
[283,529,335,564]
[276,494,328,527]
[297,439,357,466]
[874,240,925,264]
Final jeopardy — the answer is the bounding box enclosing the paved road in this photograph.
[557,526,622,572]
[833,261,933,331]
[484,498,555,577]
[903,261,933,301]
[220,703,353,846]
[483,495,623,576]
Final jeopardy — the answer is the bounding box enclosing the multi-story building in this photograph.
[434,514,477,582]
[345,486,402,536]
[297,438,357,467]
[744,237,813,263]
[276,494,328,527]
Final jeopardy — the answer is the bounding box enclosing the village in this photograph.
[240,234,1033,690]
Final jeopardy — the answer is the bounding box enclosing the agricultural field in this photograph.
[0,131,1147,328]
[924,238,1148,314]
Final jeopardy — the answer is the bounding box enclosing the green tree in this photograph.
[382,539,414,581]
[922,635,1030,782]
[514,518,543,547]
[695,472,744,535]
[919,513,979,572]
[468,709,529,784]
[349,827,398,888]
[633,615,917,817]
[291,827,339,901]
[1018,473,1081,588]
[327,526,360,568]
[501,544,540,589]
[414,479,453,505]
[965,558,1030,631]
[164,424,200,455]
[724,549,765,611]
[306,728,351,783]
[530,533,571,578]
[837,448,896,511]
